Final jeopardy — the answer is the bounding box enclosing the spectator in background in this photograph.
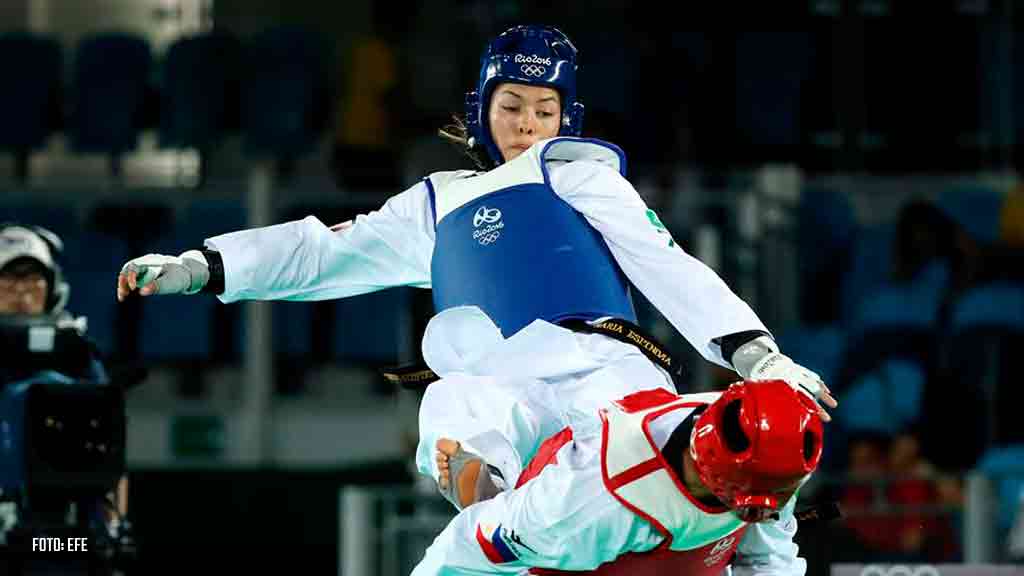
[996,185,1024,284]
[840,429,958,563]
[841,431,892,555]
[885,431,959,562]
[933,185,1014,298]
[330,5,410,190]
[1001,185,1024,249]
[0,223,128,532]
[0,223,106,383]
[891,200,955,285]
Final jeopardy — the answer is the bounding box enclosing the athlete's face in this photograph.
[488,83,561,162]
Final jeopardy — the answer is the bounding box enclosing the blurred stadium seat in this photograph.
[975,445,1024,539]
[0,32,62,181]
[924,282,1024,470]
[841,224,895,327]
[60,230,130,356]
[732,32,815,163]
[137,198,246,363]
[0,203,77,240]
[68,33,153,160]
[271,297,317,361]
[242,25,329,161]
[935,184,1006,245]
[159,31,243,153]
[776,324,846,390]
[798,186,856,324]
[851,260,949,336]
[834,261,948,406]
[330,287,414,366]
[837,358,925,436]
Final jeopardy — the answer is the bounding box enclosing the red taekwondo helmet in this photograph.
[690,379,824,522]
[465,25,585,166]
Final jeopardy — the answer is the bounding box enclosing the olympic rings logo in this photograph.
[520,64,546,77]
[477,231,501,246]
[859,566,941,576]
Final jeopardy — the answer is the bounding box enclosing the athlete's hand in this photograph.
[747,353,838,422]
[117,250,209,301]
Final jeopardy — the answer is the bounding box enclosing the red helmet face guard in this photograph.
[689,379,824,521]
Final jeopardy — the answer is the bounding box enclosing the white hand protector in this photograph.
[120,250,210,295]
[731,336,837,420]
[747,352,825,401]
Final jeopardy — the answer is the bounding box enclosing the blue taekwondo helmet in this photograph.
[465,25,585,166]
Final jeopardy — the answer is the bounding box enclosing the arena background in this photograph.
[1,1,1023,574]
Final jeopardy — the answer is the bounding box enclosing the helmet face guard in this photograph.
[689,379,824,521]
[465,25,585,166]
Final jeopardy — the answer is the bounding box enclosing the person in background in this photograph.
[0,223,128,531]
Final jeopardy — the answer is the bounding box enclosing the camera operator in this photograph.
[0,223,131,569]
[0,224,107,384]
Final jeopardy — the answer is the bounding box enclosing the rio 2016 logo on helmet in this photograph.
[464,25,585,166]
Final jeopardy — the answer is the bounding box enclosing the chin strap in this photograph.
[795,500,842,524]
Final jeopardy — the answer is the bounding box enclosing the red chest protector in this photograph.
[518,388,748,575]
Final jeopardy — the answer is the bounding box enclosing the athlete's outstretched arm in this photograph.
[117,181,435,303]
[553,161,837,418]
[552,161,768,369]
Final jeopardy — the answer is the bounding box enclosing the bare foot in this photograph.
[436,438,483,509]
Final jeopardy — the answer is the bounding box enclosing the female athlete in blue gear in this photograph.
[116,25,837,513]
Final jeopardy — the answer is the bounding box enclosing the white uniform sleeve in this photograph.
[412,451,661,575]
[550,161,770,368]
[731,494,807,576]
[203,181,435,303]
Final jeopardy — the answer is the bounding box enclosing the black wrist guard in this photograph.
[713,330,772,367]
[200,249,225,295]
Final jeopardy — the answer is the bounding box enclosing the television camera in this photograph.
[0,313,140,575]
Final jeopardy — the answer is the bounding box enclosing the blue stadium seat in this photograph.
[798,187,855,324]
[331,287,414,365]
[833,260,948,406]
[776,324,846,388]
[0,32,62,154]
[242,26,329,160]
[733,32,814,158]
[935,184,1006,246]
[837,358,925,436]
[69,33,152,155]
[273,300,314,359]
[159,32,242,150]
[135,265,216,362]
[950,282,1024,331]
[0,203,77,240]
[60,230,130,356]
[924,282,1024,469]
[137,199,246,362]
[841,224,895,327]
[975,445,1024,537]
[851,260,949,337]
[183,198,247,240]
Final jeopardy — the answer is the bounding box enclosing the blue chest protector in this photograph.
[426,138,637,337]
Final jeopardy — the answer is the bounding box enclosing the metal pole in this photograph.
[341,486,374,576]
[240,160,274,463]
[964,471,996,563]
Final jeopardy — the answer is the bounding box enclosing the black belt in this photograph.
[556,317,684,388]
[380,316,683,391]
